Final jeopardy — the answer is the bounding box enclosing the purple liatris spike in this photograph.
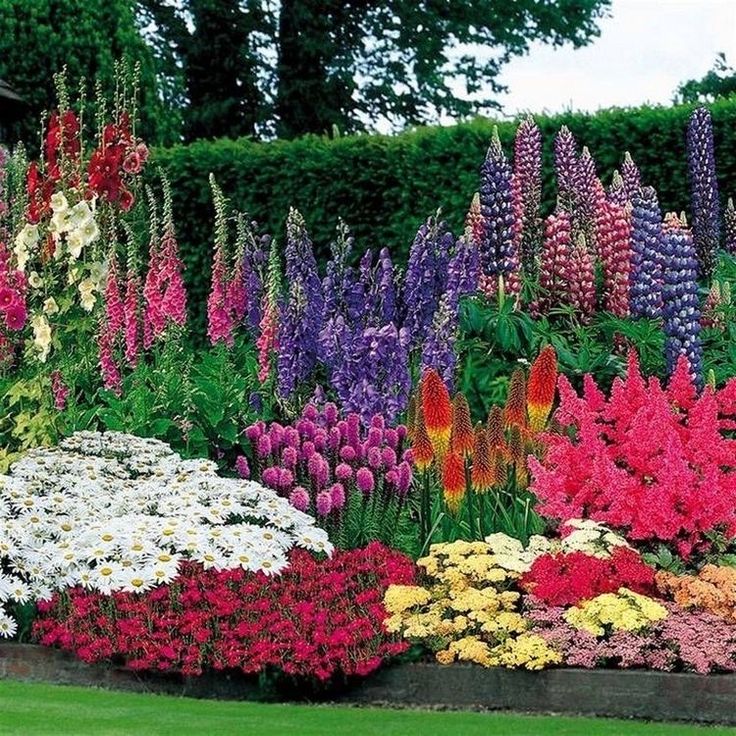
[661,213,703,388]
[621,151,642,200]
[725,197,736,255]
[629,186,664,319]
[479,127,516,278]
[277,208,324,399]
[687,106,721,277]
[554,125,579,213]
[513,115,542,273]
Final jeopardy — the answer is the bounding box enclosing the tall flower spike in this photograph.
[420,292,458,391]
[527,346,558,431]
[487,405,507,452]
[207,176,234,346]
[514,115,542,274]
[687,107,721,277]
[596,198,631,317]
[537,208,572,313]
[724,197,736,255]
[412,400,435,471]
[621,151,641,200]
[629,186,664,319]
[607,170,628,208]
[479,126,516,279]
[123,248,141,369]
[451,393,474,458]
[554,126,579,213]
[442,449,466,515]
[567,234,596,322]
[575,147,603,248]
[104,247,124,338]
[421,368,453,461]
[159,177,187,328]
[142,188,165,349]
[508,425,528,489]
[503,368,527,429]
[465,192,485,249]
[661,213,703,388]
[471,424,495,493]
[256,237,282,384]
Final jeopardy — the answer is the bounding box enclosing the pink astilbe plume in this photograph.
[530,352,736,558]
[595,198,631,316]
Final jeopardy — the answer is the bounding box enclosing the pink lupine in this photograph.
[536,209,572,314]
[596,198,631,317]
[568,235,596,322]
[123,269,141,368]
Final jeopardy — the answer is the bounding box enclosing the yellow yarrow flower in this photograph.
[564,588,668,636]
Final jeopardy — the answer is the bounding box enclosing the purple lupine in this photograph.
[687,107,721,277]
[607,170,629,208]
[575,146,604,247]
[554,125,580,213]
[479,127,516,278]
[629,186,664,319]
[621,151,642,200]
[420,292,458,391]
[401,215,452,348]
[514,115,542,273]
[725,197,736,255]
[661,213,703,388]
[277,208,324,399]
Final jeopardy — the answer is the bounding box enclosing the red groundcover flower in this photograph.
[34,543,415,681]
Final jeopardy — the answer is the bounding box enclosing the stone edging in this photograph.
[3,644,736,724]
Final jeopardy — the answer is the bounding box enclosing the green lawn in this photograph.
[0,679,734,736]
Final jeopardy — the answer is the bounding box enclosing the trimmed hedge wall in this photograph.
[152,97,736,324]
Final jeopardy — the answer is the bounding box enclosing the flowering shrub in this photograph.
[521,547,656,607]
[0,431,330,638]
[34,542,414,681]
[657,565,736,623]
[243,403,414,551]
[529,353,736,557]
[384,537,561,670]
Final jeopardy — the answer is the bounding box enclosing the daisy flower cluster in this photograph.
[0,431,331,637]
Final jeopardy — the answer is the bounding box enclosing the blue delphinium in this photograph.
[687,106,721,277]
[662,214,703,388]
[479,127,515,278]
[629,186,664,319]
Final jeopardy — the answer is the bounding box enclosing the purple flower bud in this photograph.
[303,403,319,422]
[370,414,385,431]
[301,441,316,460]
[278,468,294,489]
[335,463,353,482]
[235,455,250,479]
[313,428,328,452]
[367,446,383,469]
[323,403,339,426]
[269,423,284,451]
[316,490,332,516]
[289,486,310,512]
[281,446,298,469]
[328,426,342,451]
[346,413,361,448]
[245,423,264,442]
[381,447,397,468]
[367,427,383,448]
[340,445,356,462]
[385,469,399,487]
[261,466,279,488]
[256,434,272,457]
[383,428,399,448]
[284,427,301,449]
[296,418,316,439]
[336,420,348,440]
[329,482,346,510]
[356,467,375,494]
[308,453,330,489]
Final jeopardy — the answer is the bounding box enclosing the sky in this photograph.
[494,0,736,117]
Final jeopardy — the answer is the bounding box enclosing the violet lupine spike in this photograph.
[567,234,596,322]
[621,151,642,200]
[537,209,572,314]
[479,127,516,278]
[661,213,703,388]
[595,199,631,317]
[401,215,451,348]
[575,147,604,250]
[513,115,542,273]
[629,186,664,319]
[465,192,484,249]
[687,106,721,277]
[421,292,458,392]
[607,170,628,208]
[554,125,580,213]
[277,208,325,399]
[725,197,736,255]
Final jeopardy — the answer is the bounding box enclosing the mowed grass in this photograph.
[1,679,735,736]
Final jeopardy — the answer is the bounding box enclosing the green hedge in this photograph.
[152,96,736,327]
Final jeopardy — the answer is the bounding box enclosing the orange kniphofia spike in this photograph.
[412,402,435,472]
[421,369,453,460]
[442,449,466,515]
[503,368,527,429]
[451,393,474,458]
[471,424,495,494]
[527,345,558,431]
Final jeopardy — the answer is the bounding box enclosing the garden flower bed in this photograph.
[3,71,736,726]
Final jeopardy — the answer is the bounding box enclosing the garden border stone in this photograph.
[2,644,736,724]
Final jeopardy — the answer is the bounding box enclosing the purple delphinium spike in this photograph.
[277,208,324,399]
[371,247,398,325]
[421,292,458,391]
[725,197,736,255]
[687,106,721,277]
[479,126,516,278]
[661,213,703,388]
[514,115,542,273]
[401,214,451,348]
[629,186,664,319]
[621,151,642,201]
[242,227,269,332]
[554,125,580,213]
[446,233,480,307]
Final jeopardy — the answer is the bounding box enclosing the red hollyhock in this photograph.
[33,543,415,682]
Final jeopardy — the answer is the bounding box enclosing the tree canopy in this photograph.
[675,53,736,105]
